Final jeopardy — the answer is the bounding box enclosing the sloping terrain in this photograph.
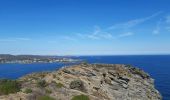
[0,63,162,100]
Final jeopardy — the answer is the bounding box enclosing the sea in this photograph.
[0,55,169,100]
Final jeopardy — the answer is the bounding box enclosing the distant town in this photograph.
[0,54,80,64]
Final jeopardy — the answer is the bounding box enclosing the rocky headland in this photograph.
[0,63,162,100]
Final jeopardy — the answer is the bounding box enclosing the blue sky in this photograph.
[0,0,170,55]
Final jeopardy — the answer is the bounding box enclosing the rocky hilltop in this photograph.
[0,63,162,100]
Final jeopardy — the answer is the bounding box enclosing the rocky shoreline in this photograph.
[0,63,162,100]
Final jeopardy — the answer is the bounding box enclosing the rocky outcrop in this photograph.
[0,63,162,100]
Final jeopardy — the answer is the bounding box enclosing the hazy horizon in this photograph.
[0,53,170,56]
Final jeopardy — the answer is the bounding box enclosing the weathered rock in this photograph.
[0,63,162,100]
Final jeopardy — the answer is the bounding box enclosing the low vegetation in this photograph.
[24,88,32,94]
[129,67,149,79]
[52,74,56,78]
[37,80,47,87]
[0,79,20,95]
[55,82,64,88]
[70,80,86,92]
[71,94,90,100]
[37,95,55,100]
[45,88,52,94]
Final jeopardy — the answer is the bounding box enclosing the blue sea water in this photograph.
[0,55,170,100]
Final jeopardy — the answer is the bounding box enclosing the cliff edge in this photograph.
[0,63,162,100]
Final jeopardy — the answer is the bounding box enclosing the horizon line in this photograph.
[0,53,170,56]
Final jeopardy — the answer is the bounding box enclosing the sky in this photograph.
[0,0,170,55]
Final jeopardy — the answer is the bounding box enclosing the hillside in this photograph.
[0,63,162,100]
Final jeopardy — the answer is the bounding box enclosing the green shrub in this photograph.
[45,88,52,94]
[71,94,90,100]
[52,74,56,78]
[0,79,21,95]
[37,80,47,87]
[37,95,55,100]
[56,82,64,88]
[70,80,86,92]
[51,81,64,88]
[24,88,32,94]
[130,67,149,79]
